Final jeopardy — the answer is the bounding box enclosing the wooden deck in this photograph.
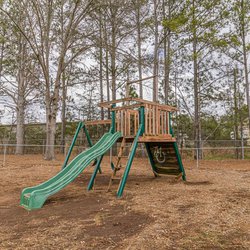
[117,135,176,143]
[138,135,176,142]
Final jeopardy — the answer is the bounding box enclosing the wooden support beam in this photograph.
[138,135,176,142]
[85,119,111,126]
[110,103,142,111]
[126,75,157,85]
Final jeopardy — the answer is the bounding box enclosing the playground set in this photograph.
[20,88,186,210]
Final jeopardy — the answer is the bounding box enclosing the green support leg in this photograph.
[145,143,158,177]
[117,131,140,197]
[83,124,93,147]
[87,155,104,190]
[83,123,101,173]
[110,104,116,134]
[62,122,83,170]
[169,112,186,181]
[173,142,186,181]
[117,107,145,197]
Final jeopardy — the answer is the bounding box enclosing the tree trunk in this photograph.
[233,68,239,159]
[241,2,250,131]
[136,0,143,98]
[0,33,4,81]
[15,84,25,155]
[15,38,26,155]
[99,14,104,119]
[45,113,56,160]
[153,0,159,102]
[111,9,116,101]
[243,43,250,131]
[60,72,67,154]
[45,80,60,160]
[163,0,171,104]
[104,15,110,118]
[192,0,202,159]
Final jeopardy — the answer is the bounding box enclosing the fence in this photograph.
[0,142,250,168]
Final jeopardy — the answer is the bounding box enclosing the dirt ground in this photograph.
[0,154,249,249]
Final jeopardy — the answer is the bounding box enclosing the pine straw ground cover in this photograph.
[0,155,249,249]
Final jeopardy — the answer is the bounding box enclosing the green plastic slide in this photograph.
[20,132,122,210]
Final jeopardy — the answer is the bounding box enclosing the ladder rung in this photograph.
[111,177,121,180]
[114,165,121,170]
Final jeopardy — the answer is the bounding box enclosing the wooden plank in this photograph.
[134,113,137,136]
[163,111,166,134]
[136,113,139,133]
[145,104,148,135]
[149,105,152,135]
[128,109,138,114]
[158,111,160,135]
[128,111,131,136]
[152,105,155,135]
[123,110,127,136]
[85,119,111,126]
[158,111,161,134]
[110,103,142,111]
[138,135,176,142]
[166,112,168,134]
[167,112,170,134]
[155,106,158,135]
[161,111,164,135]
[132,98,178,111]
[121,110,124,135]
[117,111,120,131]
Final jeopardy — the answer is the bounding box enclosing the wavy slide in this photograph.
[20,132,122,210]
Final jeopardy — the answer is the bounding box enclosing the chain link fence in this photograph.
[0,140,250,168]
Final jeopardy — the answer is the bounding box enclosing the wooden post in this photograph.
[156,107,158,135]
[152,105,156,135]
[149,105,152,135]
[166,111,169,134]
[161,111,164,135]
[121,110,124,135]
[117,111,120,132]
[134,113,136,136]
[128,110,131,136]
[145,104,148,135]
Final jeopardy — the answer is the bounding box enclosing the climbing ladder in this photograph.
[107,137,138,192]
[107,137,126,191]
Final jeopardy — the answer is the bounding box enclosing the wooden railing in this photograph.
[97,98,177,138]
[116,109,140,137]
[144,104,169,136]
[114,103,170,137]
